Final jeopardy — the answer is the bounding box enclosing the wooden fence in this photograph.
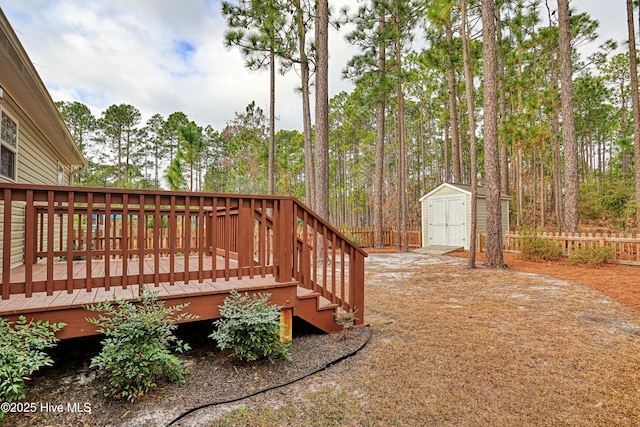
[478,232,640,266]
[338,226,422,248]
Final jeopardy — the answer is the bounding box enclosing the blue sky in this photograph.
[0,0,629,132]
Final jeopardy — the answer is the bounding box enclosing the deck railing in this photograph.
[0,184,365,323]
[292,202,366,319]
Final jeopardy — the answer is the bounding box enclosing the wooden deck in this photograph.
[0,254,276,296]
[0,184,367,338]
[0,255,321,339]
[0,255,270,313]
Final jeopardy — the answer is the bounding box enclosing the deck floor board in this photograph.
[0,255,284,315]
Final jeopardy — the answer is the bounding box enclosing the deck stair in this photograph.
[296,287,341,333]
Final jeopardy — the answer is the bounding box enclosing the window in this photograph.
[58,164,65,185]
[1,110,17,180]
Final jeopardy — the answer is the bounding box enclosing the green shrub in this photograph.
[210,290,291,363]
[85,287,196,402]
[520,233,564,262]
[567,246,614,267]
[0,316,65,419]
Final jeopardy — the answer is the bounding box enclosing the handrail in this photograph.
[291,200,366,325]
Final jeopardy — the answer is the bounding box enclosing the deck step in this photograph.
[294,286,341,333]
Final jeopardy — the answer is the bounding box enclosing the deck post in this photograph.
[2,189,12,299]
[280,307,293,343]
[350,248,366,326]
[237,200,254,274]
[275,198,293,283]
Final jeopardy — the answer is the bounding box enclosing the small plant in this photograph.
[342,227,363,248]
[520,231,564,262]
[85,287,196,402]
[335,308,358,340]
[567,245,614,267]
[209,290,291,363]
[0,316,65,419]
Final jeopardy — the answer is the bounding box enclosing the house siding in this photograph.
[2,96,72,185]
[1,97,72,269]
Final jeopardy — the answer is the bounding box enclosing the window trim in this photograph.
[0,107,18,182]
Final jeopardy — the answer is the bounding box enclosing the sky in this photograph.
[0,0,630,132]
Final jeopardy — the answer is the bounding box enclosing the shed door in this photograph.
[428,195,467,247]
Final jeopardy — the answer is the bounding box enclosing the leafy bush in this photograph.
[0,316,65,419]
[85,287,196,401]
[210,290,291,363]
[567,246,614,267]
[520,232,564,262]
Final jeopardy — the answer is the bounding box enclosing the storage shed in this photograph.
[419,183,510,250]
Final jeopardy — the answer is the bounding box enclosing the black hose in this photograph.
[166,326,372,426]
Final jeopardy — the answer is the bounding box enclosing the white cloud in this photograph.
[2,0,625,132]
[2,0,360,131]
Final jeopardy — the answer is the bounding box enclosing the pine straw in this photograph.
[211,252,640,426]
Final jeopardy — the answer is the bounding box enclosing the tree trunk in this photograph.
[462,0,478,268]
[627,0,640,226]
[314,0,329,221]
[446,22,462,184]
[516,146,523,228]
[392,2,408,252]
[117,133,122,188]
[295,0,315,209]
[496,4,509,194]
[396,43,408,252]
[482,0,504,268]
[268,49,276,195]
[374,13,386,249]
[558,0,579,234]
[444,126,450,182]
[546,0,563,231]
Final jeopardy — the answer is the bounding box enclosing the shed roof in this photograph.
[419,182,512,201]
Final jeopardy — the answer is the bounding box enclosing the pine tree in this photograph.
[482,0,504,268]
[222,0,293,195]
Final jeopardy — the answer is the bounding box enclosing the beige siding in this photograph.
[476,198,488,233]
[502,200,510,232]
[0,98,74,272]
[431,186,464,198]
[3,96,73,185]
[0,202,25,268]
